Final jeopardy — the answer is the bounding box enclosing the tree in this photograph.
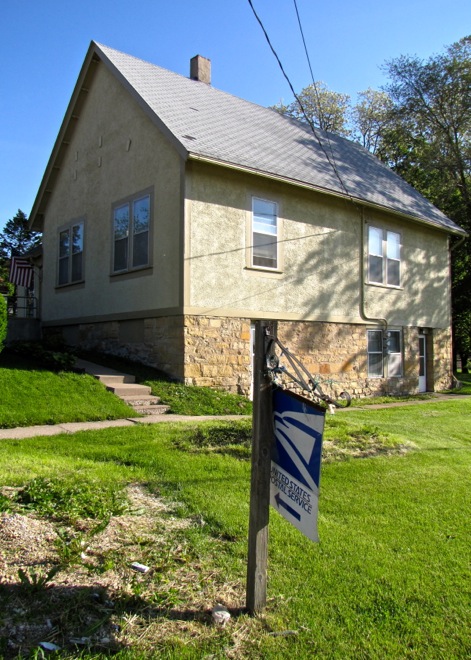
[350,88,394,154]
[271,81,351,136]
[0,292,6,353]
[0,210,41,263]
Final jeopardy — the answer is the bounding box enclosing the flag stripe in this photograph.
[9,257,34,288]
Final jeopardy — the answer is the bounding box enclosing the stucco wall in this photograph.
[362,207,451,329]
[185,163,451,331]
[41,61,183,324]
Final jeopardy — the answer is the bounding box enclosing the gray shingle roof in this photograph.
[36,41,466,235]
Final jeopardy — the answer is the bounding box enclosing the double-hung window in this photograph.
[113,192,151,273]
[367,329,403,378]
[58,221,84,285]
[386,330,403,377]
[252,197,278,269]
[368,226,401,287]
[367,330,384,377]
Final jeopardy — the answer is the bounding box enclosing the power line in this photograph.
[247,0,357,207]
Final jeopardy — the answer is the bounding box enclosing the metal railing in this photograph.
[5,294,39,319]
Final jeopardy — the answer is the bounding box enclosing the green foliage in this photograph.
[145,379,252,415]
[190,420,252,447]
[454,371,471,394]
[17,565,61,593]
[14,476,127,523]
[272,80,351,135]
[0,293,6,354]
[9,340,76,371]
[0,492,14,512]
[174,420,253,459]
[0,209,41,264]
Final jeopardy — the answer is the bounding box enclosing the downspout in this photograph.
[359,208,388,329]
[450,234,466,253]
[359,207,389,393]
[449,233,467,375]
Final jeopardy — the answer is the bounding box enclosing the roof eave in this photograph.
[29,41,189,232]
[29,41,100,231]
[188,152,468,238]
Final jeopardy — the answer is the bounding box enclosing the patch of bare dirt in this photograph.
[0,484,255,658]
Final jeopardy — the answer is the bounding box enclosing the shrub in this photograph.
[0,295,7,354]
[8,340,76,371]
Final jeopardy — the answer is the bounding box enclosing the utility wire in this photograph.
[292,0,340,171]
[247,0,356,205]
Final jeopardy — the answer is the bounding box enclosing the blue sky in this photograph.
[1,0,469,232]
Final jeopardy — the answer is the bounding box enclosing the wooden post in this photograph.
[246,320,275,614]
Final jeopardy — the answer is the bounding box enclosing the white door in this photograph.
[418,335,427,392]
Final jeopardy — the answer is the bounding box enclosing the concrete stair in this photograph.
[75,358,170,416]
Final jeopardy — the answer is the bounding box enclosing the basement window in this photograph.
[367,329,403,378]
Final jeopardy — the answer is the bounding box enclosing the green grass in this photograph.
[0,349,252,428]
[79,350,253,416]
[1,397,470,658]
[0,350,136,428]
[455,370,471,394]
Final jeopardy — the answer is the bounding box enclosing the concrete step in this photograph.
[75,359,135,383]
[99,374,136,385]
[133,405,170,416]
[121,395,163,406]
[106,383,152,397]
[75,358,170,416]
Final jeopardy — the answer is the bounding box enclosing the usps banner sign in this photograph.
[270,388,326,542]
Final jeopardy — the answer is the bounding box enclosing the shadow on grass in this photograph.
[0,581,248,658]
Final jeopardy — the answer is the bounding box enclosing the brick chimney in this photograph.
[190,55,211,84]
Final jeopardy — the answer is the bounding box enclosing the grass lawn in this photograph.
[0,349,252,428]
[0,351,135,428]
[0,393,470,658]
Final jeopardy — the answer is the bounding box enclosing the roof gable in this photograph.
[30,41,466,236]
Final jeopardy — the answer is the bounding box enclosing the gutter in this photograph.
[188,153,467,239]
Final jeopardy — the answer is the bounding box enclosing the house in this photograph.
[29,41,466,398]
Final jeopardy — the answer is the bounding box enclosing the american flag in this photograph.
[9,256,34,289]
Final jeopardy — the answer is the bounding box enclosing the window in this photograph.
[367,329,403,378]
[368,226,401,287]
[113,193,150,273]
[367,330,383,377]
[386,330,403,377]
[58,221,84,285]
[252,197,278,269]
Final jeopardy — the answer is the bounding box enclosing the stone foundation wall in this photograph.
[278,321,413,399]
[430,326,453,391]
[44,314,453,397]
[183,316,253,394]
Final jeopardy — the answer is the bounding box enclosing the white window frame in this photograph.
[367,328,403,378]
[386,330,403,377]
[368,226,401,287]
[367,329,384,378]
[251,197,278,270]
[57,220,84,286]
[112,190,152,274]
